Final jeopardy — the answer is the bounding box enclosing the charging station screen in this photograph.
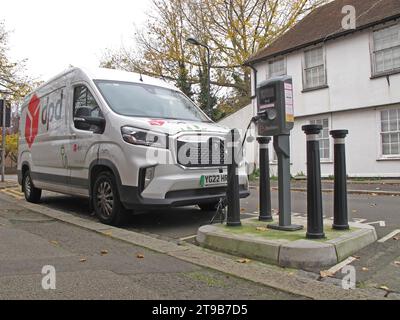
[258,86,276,111]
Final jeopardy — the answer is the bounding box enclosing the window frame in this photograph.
[71,83,105,133]
[370,22,400,78]
[309,116,331,162]
[266,57,287,79]
[302,46,328,91]
[378,106,400,159]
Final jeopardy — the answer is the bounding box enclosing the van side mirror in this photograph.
[74,116,105,133]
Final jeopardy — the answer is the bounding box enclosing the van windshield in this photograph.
[95,80,210,122]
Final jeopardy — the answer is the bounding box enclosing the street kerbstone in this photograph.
[198,225,282,264]
[328,229,378,262]
[99,227,190,254]
[279,240,337,270]
[197,217,378,271]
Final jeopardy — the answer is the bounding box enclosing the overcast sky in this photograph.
[2,0,151,81]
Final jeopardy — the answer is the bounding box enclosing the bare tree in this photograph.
[101,0,326,119]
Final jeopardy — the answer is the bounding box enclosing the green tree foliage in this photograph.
[176,61,193,99]
[0,133,18,163]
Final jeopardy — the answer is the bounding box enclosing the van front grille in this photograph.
[177,137,226,167]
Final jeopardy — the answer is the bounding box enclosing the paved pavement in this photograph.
[0,198,301,300]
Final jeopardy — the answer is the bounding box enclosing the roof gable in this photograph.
[246,0,400,64]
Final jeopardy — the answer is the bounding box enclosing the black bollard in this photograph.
[257,136,273,222]
[330,130,350,230]
[226,129,241,227]
[302,125,325,239]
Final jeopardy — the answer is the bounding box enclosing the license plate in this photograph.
[200,174,228,187]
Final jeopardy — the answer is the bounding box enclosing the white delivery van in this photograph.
[18,67,249,225]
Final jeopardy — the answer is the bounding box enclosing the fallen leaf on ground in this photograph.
[361,267,369,272]
[394,261,400,266]
[236,258,251,264]
[240,208,246,212]
[320,270,334,278]
[379,285,390,291]
[255,227,268,232]
[352,210,358,213]
[79,258,87,263]
[50,240,59,246]
[100,249,108,255]
[371,193,378,196]
[103,231,112,237]
[352,255,361,260]
[136,254,145,259]
[393,236,400,241]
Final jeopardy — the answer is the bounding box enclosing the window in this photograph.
[381,108,400,156]
[270,149,278,163]
[267,58,286,79]
[303,47,326,89]
[310,118,330,160]
[373,24,400,75]
[73,85,104,131]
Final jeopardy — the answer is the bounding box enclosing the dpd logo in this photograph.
[25,94,40,148]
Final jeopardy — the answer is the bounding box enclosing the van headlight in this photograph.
[121,126,168,149]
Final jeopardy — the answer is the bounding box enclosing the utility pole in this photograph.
[1,98,6,182]
[0,90,11,183]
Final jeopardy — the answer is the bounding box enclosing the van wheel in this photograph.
[198,202,219,212]
[93,171,128,226]
[23,170,42,203]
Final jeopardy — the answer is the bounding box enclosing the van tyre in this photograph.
[23,170,42,203]
[93,171,128,226]
[198,202,219,212]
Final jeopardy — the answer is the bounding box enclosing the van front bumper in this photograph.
[119,185,250,210]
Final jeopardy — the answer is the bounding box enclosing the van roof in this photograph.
[83,67,179,91]
[24,67,179,103]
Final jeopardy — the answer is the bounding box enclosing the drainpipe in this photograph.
[246,64,258,103]
[246,63,258,171]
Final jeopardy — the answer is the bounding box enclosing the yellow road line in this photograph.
[6,189,24,197]
[1,189,24,199]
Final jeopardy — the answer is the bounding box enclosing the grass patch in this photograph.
[222,220,355,243]
[248,169,260,182]
[348,177,384,182]
[248,169,278,182]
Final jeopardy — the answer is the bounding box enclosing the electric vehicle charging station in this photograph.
[256,76,303,231]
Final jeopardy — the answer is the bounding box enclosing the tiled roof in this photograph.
[246,0,400,64]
